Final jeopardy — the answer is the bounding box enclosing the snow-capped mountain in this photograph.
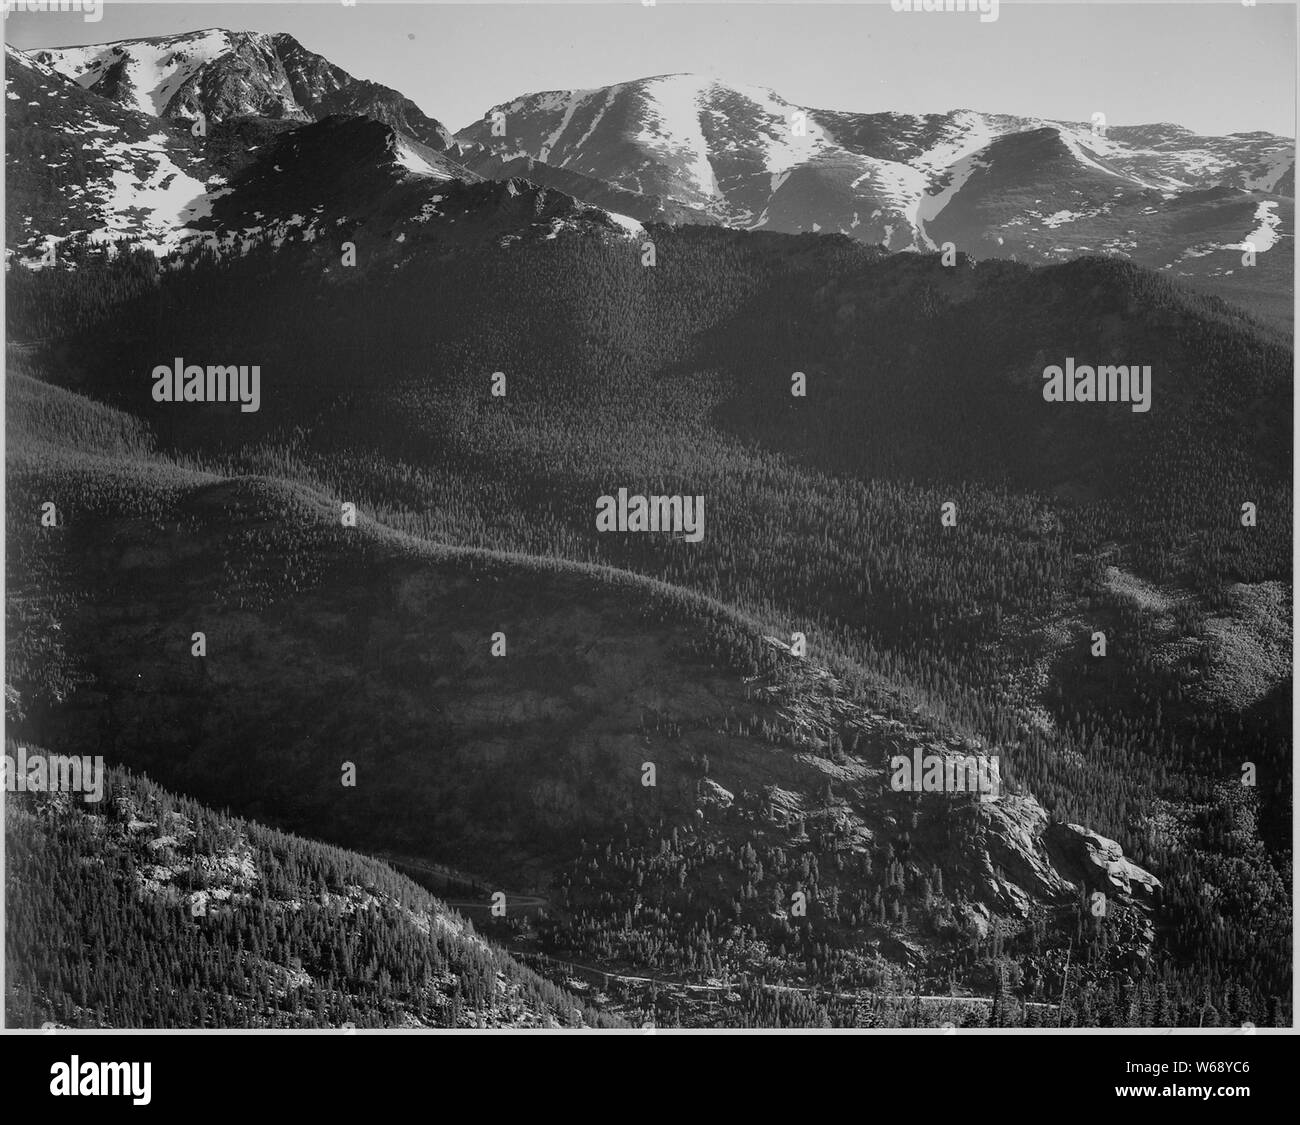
[456,73,1293,250]
[7,34,1292,328]
[5,39,643,267]
[30,28,455,151]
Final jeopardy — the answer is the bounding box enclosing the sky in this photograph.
[4,1,1296,137]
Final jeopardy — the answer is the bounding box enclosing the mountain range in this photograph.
[6,28,1293,328]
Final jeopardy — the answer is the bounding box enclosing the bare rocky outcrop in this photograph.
[1045,822,1162,902]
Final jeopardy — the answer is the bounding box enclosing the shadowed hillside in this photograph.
[5,367,1287,1025]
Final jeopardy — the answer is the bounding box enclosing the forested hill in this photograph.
[5,213,1292,1024]
[6,762,619,1029]
[5,373,1185,1028]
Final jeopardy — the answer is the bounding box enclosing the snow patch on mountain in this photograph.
[1176,200,1286,265]
[734,82,833,174]
[606,211,645,238]
[21,133,212,262]
[1239,200,1283,253]
[37,29,235,118]
[901,111,999,248]
[1039,208,1100,229]
[633,75,722,202]
[915,147,991,249]
[1055,128,1128,180]
[770,169,794,195]
[846,157,928,247]
[914,111,999,183]
[541,89,596,158]
[394,137,453,179]
[97,141,211,250]
[570,84,622,153]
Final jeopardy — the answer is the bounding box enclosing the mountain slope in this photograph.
[185,116,645,259]
[6,762,617,1028]
[6,372,1176,1023]
[461,149,715,226]
[3,45,215,259]
[921,128,1294,331]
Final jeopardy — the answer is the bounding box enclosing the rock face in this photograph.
[950,800,1159,918]
[698,778,735,809]
[1046,823,1162,902]
[970,797,1076,914]
[748,646,1162,942]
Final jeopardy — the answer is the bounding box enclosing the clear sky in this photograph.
[5,1,1296,137]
